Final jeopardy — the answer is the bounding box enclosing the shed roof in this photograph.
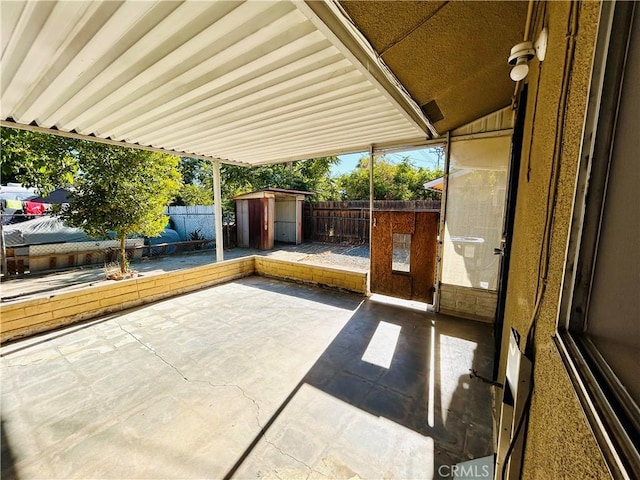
[233,187,314,200]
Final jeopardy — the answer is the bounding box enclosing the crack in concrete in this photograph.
[266,438,314,477]
[115,321,321,479]
[114,322,272,440]
[115,321,190,380]
[233,382,263,426]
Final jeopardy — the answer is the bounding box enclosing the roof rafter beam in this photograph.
[0,119,250,167]
[296,0,437,138]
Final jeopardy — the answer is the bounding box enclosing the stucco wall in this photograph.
[499,1,611,478]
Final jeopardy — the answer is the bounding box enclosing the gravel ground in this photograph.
[225,242,370,272]
[277,243,370,271]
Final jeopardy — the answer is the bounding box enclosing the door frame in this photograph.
[493,86,528,379]
[433,132,451,311]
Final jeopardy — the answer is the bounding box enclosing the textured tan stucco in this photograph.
[499,1,611,478]
[340,1,527,133]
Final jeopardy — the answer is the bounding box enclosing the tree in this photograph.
[60,143,181,276]
[174,183,213,206]
[171,157,214,206]
[337,155,442,200]
[1,127,80,193]
[177,157,212,185]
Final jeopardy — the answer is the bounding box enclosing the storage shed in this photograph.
[234,188,313,250]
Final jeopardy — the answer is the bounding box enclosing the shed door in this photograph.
[370,211,439,303]
[275,200,296,243]
[248,199,264,249]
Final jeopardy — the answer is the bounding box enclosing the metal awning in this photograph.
[1,0,433,166]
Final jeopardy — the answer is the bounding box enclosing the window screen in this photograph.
[441,136,509,290]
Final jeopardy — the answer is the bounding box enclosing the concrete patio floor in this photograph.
[1,276,494,480]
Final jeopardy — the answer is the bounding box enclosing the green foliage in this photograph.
[337,155,443,200]
[174,183,213,206]
[171,157,214,206]
[178,157,213,186]
[178,154,441,213]
[1,127,79,194]
[60,143,181,273]
[221,157,340,198]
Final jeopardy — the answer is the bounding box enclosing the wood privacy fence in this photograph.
[303,200,441,244]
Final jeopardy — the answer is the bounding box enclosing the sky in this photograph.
[331,147,443,176]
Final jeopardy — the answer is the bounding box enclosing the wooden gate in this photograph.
[370,211,439,303]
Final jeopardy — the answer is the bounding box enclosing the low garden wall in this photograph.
[0,256,368,343]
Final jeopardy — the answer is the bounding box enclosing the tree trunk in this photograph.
[119,233,127,275]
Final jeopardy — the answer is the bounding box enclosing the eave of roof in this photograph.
[1,0,433,166]
[233,187,315,200]
[339,1,528,133]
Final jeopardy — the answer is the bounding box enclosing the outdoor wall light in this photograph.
[508,28,548,82]
[508,41,536,81]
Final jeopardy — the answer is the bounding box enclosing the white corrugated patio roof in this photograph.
[1,0,433,166]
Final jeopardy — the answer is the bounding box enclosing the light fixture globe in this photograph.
[510,57,530,81]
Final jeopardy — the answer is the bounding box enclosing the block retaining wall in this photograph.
[1,256,368,343]
[438,283,497,323]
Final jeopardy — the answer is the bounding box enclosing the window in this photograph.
[556,2,639,477]
[392,233,411,273]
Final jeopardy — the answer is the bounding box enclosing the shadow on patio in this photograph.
[226,287,494,479]
[1,276,494,480]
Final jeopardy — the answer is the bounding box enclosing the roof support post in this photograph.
[434,131,451,312]
[368,144,374,248]
[0,223,7,276]
[212,160,224,263]
[368,144,374,292]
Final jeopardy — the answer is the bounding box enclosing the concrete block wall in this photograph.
[0,257,255,343]
[166,205,215,241]
[28,239,144,272]
[1,256,368,343]
[438,283,497,323]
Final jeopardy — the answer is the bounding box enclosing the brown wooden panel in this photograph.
[411,212,439,303]
[371,210,438,303]
[371,211,413,300]
[248,199,263,249]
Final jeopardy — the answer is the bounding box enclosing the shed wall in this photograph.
[236,200,250,248]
